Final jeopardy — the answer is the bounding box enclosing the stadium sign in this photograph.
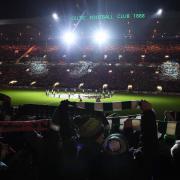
[70,13,146,21]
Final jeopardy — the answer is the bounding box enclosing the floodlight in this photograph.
[62,31,77,45]
[30,81,36,86]
[141,55,146,58]
[130,70,134,74]
[128,85,133,90]
[156,9,163,16]
[118,54,123,59]
[78,83,84,89]
[52,13,59,21]
[157,85,163,91]
[93,30,109,45]
[104,54,108,59]
[9,80,17,85]
[88,69,92,73]
[53,82,60,87]
[102,84,108,89]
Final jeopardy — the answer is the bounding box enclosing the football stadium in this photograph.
[0,0,180,179]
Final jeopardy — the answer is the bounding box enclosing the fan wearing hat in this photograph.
[74,114,105,142]
[73,112,106,180]
[51,100,107,180]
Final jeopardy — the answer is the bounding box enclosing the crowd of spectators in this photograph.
[0,62,180,92]
[0,43,180,63]
[1,15,180,180]
[0,100,180,180]
[0,41,180,92]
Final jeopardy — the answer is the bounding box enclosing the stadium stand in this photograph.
[0,9,180,180]
[0,62,180,92]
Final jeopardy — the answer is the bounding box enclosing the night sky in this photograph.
[0,0,179,19]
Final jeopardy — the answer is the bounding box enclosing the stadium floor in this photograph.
[0,89,180,120]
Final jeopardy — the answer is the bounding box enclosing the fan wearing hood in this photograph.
[99,133,141,180]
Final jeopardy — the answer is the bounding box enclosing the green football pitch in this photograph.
[0,89,180,120]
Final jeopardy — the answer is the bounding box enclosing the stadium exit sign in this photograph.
[70,13,146,21]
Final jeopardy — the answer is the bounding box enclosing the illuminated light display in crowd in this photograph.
[160,61,180,80]
[69,61,96,78]
[29,61,48,75]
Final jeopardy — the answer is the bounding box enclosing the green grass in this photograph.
[0,89,180,120]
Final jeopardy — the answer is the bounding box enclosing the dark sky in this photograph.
[0,0,179,19]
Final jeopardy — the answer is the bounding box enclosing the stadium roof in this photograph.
[0,0,180,19]
[0,11,180,25]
